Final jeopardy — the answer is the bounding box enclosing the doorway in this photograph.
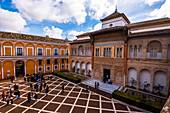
[15,61,25,76]
[103,69,110,80]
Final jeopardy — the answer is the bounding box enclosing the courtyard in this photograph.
[0,75,148,113]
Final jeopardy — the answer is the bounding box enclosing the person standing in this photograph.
[6,95,9,105]
[24,75,26,83]
[30,84,33,89]
[27,76,29,83]
[18,90,20,99]
[44,82,46,89]
[34,93,38,102]
[9,89,12,96]
[14,84,17,90]
[62,85,64,92]
[28,92,31,103]
[46,86,49,95]
[11,77,14,83]
[86,85,89,92]
[47,75,49,80]
[10,95,13,104]
[39,84,42,92]
[9,84,11,90]
[2,92,5,101]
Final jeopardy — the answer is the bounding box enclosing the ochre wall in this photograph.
[3,61,14,79]
[26,60,35,75]
[45,59,52,73]
[36,60,44,74]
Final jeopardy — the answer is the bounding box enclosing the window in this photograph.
[62,59,64,63]
[61,65,64,69]
[39,60,42,65]
[47,66,51,71]
[103,48,111,57]
[117,48,122,58]
[17,47,23,56]
[38,67,43,72]
[66,65,68,69]
[54,65,58,70]
[150,49,157,58]
[66,49,69,55]
[54,59,58,64]
[38,48,43,55]
[75,48,77,55]
[96,48,99,56]
[47,60,50,65]
[54,49,58,55]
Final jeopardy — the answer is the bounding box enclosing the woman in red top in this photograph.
[2,92,5,101]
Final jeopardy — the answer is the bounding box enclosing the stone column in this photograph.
[1,61,4,79]
[75,62,77,73]
[35,60,37,74]
[44,59,46,73]
[136,71,140,90]
[59,59,60,71]
[142,42,147,59]
[13,46,15,56]
[1,45,2,56]
[24,60,26,75]
[52,59,54,72]
[150,70,154,93]
[162,46,167,60]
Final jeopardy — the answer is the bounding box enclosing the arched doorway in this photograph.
[128,68,137,87]
[15,61,25,76]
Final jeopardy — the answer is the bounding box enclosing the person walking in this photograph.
[24,75,26,83]
[34,93,38,102]
[9,84,11,90]
[31,89,34,98]
[6,95,9,105]
[28,92,31,103]
[10,95,13,104]
[27,76,29,83]
[11,77,14,83]
[14,90,17,98]
[2,92,5,101]
[44,82,46,89]
[17,90,20,99]
[62,85,64,92]
[86,85,89,92]
[46,86,49,95]
[39,84,42,92]
[9,89,12,96]
[47,75,49,80]
[30,84,33,89]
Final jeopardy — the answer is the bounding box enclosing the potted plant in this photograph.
[153,84,164,96]
[81,69,85,75]
[143,81,150,91]
[77,68,80,73]
[129,77,137,88]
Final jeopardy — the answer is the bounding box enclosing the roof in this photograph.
[128,18,170,28]
[100,11,130,24]
[0,31,71,44]
[69,39,91,44]
[128,29,170,37]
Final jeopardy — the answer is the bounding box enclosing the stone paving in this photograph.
[82,79,122,94]
[0,76,148,113]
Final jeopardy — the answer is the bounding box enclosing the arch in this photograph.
[53,45,59,49]
[80,62,85,75]
[26,43,34,47]
[3,60,14,79]
[71,60,75,68]
[78,45,84,56]
[76,61,80,73]
[153,71,166,93]
[15,60,25,76]
[128,67,137,87]
[15,42,24,47]
[45,45,52,55]
[87,62,91,75]
[3,42,13,46]
[3,42,13,56]
[45,45,52,48]
[146,40,162,59]
[37,44,43,48]
[26,43,34,56]
[139,69,151,90]
[26,60,35,75]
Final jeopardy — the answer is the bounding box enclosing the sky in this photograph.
[0,0,169,40]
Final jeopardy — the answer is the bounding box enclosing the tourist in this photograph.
[17,90,20,99]
[11,77,14,83]
[50,76,52,80]
[17,75,19,80]
[44,82,46,89]
[34,93,38,102]
[86,85,89,92]
[28,92,31,103]
[9,89,12,96]
[62,85,64,92]
[39,84,42,92]
[30,83,33,89]
[14,90,17,98]
[27,76,29,83]
[9,84,11,90]
[10,95,13,104]
[2,92,5,101]
[6,95,9,105]
[31,89,34,98]
[24,75,26,83]
[46,85,49,95]
[47,75,49,80]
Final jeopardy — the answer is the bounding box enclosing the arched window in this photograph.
[134,45,137,58]
[78,46,84,56]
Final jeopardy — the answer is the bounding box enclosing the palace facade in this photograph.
[70,10,170,96]
[0,31,70,79]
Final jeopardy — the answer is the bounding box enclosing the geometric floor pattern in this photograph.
[0,76,148,113]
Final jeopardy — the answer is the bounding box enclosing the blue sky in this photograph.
[0,0,169,40]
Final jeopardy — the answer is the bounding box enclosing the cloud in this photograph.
[144,0,163,6]
[43,26,64,39]
[0,8,29,33]
[68,30,84,40]
[93,23,102,31]
[149,0,170,19]
[12,0,87,25]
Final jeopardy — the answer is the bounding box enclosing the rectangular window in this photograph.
[96,48,99,56]
[38,67,43,72]
[66,59,68,63]
[109,48,111,57]
[61,65,64,69]
[54,49,58,55]
[66,49,69,55]
[117,48,122,58]
[47,66,51,71]
[39,60,42,65]
[47,60,50,65]
[66,65,68,69]
[38,48,43,55]
[150,49,157,58]
[103,48,111,57]
[54,65,58,70]
[54,59,58,64]
[17,47,23,56]
[62,59,64,63]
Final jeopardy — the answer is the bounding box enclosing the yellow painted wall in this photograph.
[3,61,14,79]
[45,59,52,73]
[60,58,65,71]
[53,59,59,71]
[26,43,34,56]
[36,60,44,74]
[3,42,13,56]
[26,60,35,75]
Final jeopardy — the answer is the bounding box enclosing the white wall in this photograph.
[128,68,137,86]
[71,61,75,68]
[139,70,151,89]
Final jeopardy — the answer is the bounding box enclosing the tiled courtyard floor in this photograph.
[0,76,148,113]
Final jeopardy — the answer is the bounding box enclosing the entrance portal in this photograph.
[15,61,25,76]
[103,69,110,80]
